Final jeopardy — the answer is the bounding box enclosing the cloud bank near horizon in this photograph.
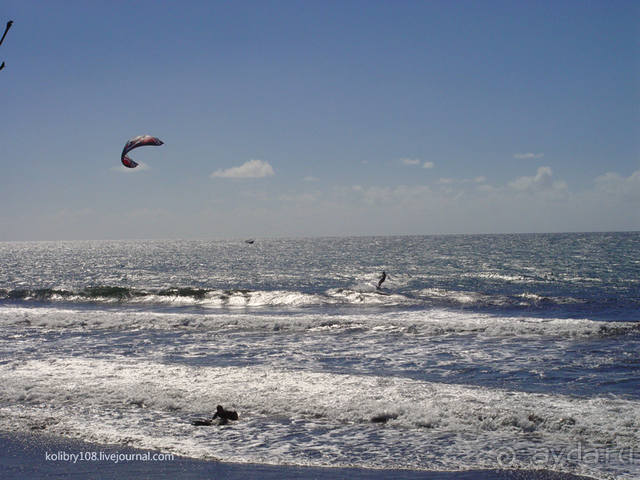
[10,166,635,240]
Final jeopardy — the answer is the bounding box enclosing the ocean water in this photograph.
[0,233,638,479]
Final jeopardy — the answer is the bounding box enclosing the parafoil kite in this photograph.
[121,135,164,168]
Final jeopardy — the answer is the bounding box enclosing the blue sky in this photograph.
[1,0,638,240]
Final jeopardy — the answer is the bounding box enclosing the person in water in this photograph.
[192,405,239,426]
[377,271,387,290]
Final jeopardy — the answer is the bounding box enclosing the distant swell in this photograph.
[0,287,208,302]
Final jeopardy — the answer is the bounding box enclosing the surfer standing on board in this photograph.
[377,271,387,290]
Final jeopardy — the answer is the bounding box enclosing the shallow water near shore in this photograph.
[1,233,638,478]
[0,433,598,480]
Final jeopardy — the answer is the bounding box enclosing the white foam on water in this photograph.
[0,357,638,478]
[0,305,636,339]
[325,288,413,306]
[463,272,538,284]
[414,288,588,308]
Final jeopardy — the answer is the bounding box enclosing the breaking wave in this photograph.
[0,286,416,308]
[0,285,606,311]
[1,304,638,339]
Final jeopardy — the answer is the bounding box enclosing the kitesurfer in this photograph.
[377,271,387,290]
[192,405,238,426]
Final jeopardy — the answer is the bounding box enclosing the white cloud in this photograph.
[352,184,433,206]
[210,159,274,179]
[303,176,319,182]
[438,176,485,185]
[398,158,434,169]
[595,170,640,199]
[400,158,421,166]
[508,166,567,194]
[514,153,544,159]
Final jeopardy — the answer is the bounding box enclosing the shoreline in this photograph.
[0,432,599,480]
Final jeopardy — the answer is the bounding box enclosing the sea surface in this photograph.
[0,233,638,479]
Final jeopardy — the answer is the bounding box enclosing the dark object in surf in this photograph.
[370,413,398,424]
[191,418,214,426]
[192,405,239,426]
